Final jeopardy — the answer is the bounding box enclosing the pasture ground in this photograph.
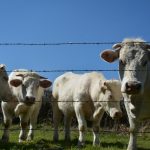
[0,124,150,150]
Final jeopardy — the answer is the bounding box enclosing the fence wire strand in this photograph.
[0,100,146,103]
[0,41,150,46]
[0,42,117,46]
[5,69,150,73]
[0,128,149,134]
[0,127,150,134]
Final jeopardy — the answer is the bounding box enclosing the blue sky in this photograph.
[0,0,150,81]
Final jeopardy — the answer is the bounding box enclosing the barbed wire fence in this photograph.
[0,41,150,134]
[4,69,150,73]
[0,41,150,46]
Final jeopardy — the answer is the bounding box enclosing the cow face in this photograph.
[101,39,150,95]
[9,74,52,106]
[100,80,122,119]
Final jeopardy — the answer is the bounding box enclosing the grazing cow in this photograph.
[100,38,150,150]
[1,69,52,142]
[0,64,12,101]
[52,72,122,146]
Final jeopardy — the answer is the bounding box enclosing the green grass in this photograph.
[0,124,150,150]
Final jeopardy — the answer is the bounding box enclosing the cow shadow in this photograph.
[0,139,149,150]
[55,139,150,150]
[101,141,125,149]
[53,139,124,149]
[0,139,64,150]
[138,148,150,150]
[101,141,150,150]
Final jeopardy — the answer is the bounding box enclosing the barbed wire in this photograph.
[0,128,149,134]
[1,100,147,103]
[5,69,150,73]
[0,100,131,103]
[0,42,117,46]
[5,69,119,73]
[0,41,150,46]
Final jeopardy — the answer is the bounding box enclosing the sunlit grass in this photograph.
[0,124,149,150]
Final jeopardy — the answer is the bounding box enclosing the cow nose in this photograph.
[125,81,141,94]
[113,111,122,119]
[25,96,35,105]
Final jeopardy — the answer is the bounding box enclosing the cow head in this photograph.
[100,38,150,95]
[9,72,52,106]
[100,80,122,119]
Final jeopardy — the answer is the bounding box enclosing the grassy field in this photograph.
[0,124,150,150]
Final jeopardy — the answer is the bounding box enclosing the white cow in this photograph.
[1,69,52,142]
[52,72,122,146]
[101,38,150,150]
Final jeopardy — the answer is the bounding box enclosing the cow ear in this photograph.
[39,79,52,88]
[10,79,22,87]
[100,50,119,63]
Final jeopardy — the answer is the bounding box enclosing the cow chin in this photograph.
[126,90,141,95]
[24,101,35,106]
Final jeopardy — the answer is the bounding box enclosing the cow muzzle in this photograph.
[125,81,142,95]
[112,111,122,119]
[25,96,35,106]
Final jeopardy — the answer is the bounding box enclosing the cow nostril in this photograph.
[136,83,141,90]
[26,96,29,101]
[126,82,130,89]
[114,112,122,118]
[125,81,141,93]
[25,96,35,104]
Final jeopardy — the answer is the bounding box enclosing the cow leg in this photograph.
[27,114,37,141]
[75,104,87,147]
[92,122,100,146]
[52,101,62,142]
[92,107,104,146]
[1,116,12,142]
[127,117,138,150]
[27,104,41,141]
[124,101,138,150]
[19,114,29,142]
[1,102,13,142]
[64,114,72,142]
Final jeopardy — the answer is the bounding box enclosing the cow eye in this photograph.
[3,76,8,81]
[0,67,5,70]
[109,95,113,100]
[142,61,147,67]
[119,59,125,65]
[22,84,26,88]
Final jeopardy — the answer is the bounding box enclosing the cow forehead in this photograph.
[103,80,122,101]
[23,76,39,85]
[120,43,147,61]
